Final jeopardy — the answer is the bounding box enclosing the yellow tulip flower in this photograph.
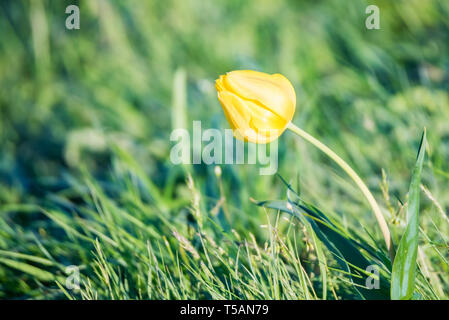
[215,70,296,143]
[215,70,394,260]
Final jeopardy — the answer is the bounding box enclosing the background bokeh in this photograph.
[0,0,448,299]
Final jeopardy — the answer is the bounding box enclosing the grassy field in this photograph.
[0,0,448,299]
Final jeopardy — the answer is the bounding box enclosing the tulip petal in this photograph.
[218,90,281,143]
[224,70,296,122]
[217,90,251,131]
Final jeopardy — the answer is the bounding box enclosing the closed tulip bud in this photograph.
[215,70,296,144]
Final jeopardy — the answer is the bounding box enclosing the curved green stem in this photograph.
[287,122,394,261]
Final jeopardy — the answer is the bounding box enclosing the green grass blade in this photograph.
[391,129,427,300]
[0,257,55,282]
[0,250,54,266]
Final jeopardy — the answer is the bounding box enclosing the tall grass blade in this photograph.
[391,129,427,300]
[0,258,55,282]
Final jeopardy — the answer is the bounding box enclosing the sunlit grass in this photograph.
[0,0,448,299]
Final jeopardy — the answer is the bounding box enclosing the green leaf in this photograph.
[391,129,426,300]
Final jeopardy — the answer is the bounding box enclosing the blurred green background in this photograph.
[0,0,448,299]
